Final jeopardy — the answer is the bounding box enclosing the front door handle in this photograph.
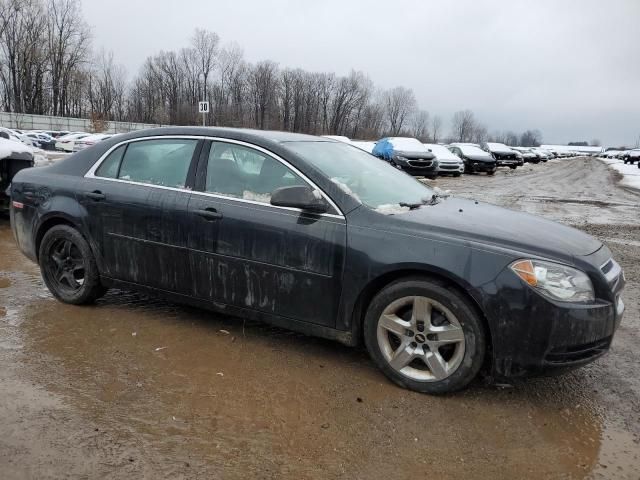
[85,191,106,201]
[195,208,223,221]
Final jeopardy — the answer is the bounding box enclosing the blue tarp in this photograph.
[372,138,395,160]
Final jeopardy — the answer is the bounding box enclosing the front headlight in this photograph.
[395,155,408,162]
[510,259,595,302]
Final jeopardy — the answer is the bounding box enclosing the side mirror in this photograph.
[270,185,329,213]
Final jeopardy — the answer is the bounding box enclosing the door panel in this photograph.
[188,194,346,326]
[80,137,201,292]
[187,140,346,327]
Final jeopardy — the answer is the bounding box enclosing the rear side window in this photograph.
[95,144,126,178]
[117,139,198,188]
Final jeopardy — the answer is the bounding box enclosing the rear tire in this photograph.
[39,225,107,305]
[363,277,486,394]
[487,170,496,176]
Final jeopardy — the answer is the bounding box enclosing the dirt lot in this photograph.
[1,157,639,479]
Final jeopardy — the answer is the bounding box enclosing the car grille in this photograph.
[545,337,611,364]
[407,160,433,168]
[439,164,458,170]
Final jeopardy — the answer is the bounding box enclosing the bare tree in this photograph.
[519,129,542,147]
[248,60,279,129]
[450,110,476,142]
[384,86,416,136]
[191,28,219,102]
[430,115,442,143]
[410,110,429,140]
[0,0,48,113]
[472,123,488,144]
[46,0,90,116]
[504,131,519,146]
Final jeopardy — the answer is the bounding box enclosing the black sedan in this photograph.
[9,127,625,394]
[448,144,497,175]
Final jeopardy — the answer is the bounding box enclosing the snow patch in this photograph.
[374,203,411,215]
[0,138,33,159]
[598,157,640,191]
[242,190,271,203]
[331,178,361,202]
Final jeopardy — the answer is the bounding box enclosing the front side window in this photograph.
[117,139,198,188]
[206,142,306,203]
[285,141,433,210]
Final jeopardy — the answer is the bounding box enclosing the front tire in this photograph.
[39,225,107,304]
[363,278,486,394]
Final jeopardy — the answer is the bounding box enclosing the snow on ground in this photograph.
[598,157,640,191]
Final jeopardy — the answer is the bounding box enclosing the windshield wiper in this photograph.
[399,201,423,210]
[399,191,451,210]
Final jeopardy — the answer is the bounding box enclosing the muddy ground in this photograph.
[0,157,639,479]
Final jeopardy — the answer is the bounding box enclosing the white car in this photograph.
[72,133,112,152]
[424,143,464,176]
[56,132,90,152]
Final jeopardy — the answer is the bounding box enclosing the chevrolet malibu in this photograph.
[9,128,625,394]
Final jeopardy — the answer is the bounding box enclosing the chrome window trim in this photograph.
[84,135,345,219]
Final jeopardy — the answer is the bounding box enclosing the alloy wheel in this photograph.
[376,296,466,381]
[46,238,86,293]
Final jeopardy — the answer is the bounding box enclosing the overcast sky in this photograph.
[82,0,639,146]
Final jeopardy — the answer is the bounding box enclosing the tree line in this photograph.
[0,0,543,145]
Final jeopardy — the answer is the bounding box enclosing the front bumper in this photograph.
[480,259,625,378]
[395,159,438,177]
[467,161,497,172]
[437,163,464,174]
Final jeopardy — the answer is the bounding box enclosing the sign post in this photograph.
[198,101,209,126]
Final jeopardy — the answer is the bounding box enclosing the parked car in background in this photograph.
[0,128,36,148]
[424,144,464,176]
[56,133,90,152]
[622,149,640,164]
[9,127,626,394]
[512,147,540,164]
[372,137,438,178]
[0,134,35,212]
[72,133,113,152]
[350,140,376,154]
[531,148,551,162]
[448,144,497,175]
[26,132,57,151]
[482,143,521,169]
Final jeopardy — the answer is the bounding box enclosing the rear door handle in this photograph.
[195,208,223,221]
[84,191,106,201]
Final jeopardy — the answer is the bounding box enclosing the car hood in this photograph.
[395,149,435,160]
[385,197,602,258]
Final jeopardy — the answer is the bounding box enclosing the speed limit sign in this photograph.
[198,101,209,113]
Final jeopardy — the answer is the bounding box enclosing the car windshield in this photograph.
[285,141,433,210]
[458,145,491,157]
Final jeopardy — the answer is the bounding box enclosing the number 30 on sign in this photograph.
[198,101,209,113]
